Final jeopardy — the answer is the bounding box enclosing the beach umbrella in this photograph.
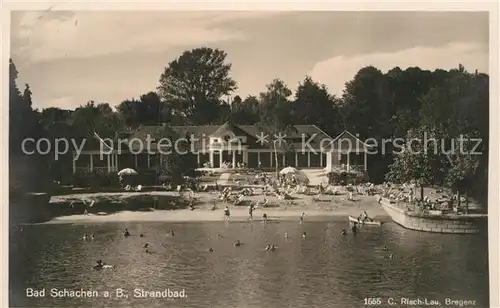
[118,168,139,176]
[280,167,309,183]
[279,167,299,175]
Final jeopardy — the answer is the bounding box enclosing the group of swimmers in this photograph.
[90,210,385,269]
[82,233,95,240]
[340,223,359,236]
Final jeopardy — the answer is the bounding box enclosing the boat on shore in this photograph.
[348,215,383,226]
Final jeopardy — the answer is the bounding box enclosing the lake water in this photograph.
[9,220,489,308]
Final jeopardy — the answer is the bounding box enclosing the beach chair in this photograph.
[135,185,143,192]
[312,193,321,202]
[234,194,244,205]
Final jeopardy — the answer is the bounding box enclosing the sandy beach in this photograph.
[46,190,387,224]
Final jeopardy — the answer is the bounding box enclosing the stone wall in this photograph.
[380,198,486,234]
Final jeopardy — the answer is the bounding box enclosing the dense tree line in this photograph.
[9,48,489,206]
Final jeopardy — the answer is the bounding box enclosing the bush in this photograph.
[72,170,119,188]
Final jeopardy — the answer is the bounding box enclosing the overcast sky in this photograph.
[10,11,489,110]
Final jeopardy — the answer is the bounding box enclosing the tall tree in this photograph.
[386,127,446,201]
[157,47,237,125]
[257,79,296,174]
[292,76,341,135]
[340,66,391,140]
[71,101,122,139]
[117,91,164,128]
[230,95,260,124]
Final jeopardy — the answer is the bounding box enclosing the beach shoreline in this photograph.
[43,207,389,224]
[42,190,387,224]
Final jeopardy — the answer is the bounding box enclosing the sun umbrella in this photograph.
[279,167,299,175]
[118,168,139,176]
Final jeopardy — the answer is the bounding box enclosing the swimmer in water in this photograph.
[234,240,242,247]
[170,230,175,237]
[284,232,290,239]
[351,224,358,235]
[91,233,95,240]
[123,229,131,237]
[270,244,276,251]
[140,234,144,237]
[302,232,307,238]
[383,246,388,251]
[143,243,149,248]
[388,253,394,259]
[83,234,88,240]
[217,233,223,238]
[208,248,214,252]
[93,260,103,270]
[300,212,305,224]
[145,249,152,254]
[265,244,270,251]
[340,229,347,235]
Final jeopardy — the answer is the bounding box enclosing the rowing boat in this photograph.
[348,215,383,226]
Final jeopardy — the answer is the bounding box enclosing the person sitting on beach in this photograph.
[234,240,242,247]
[223,206,230,221]
[262,213,268,223]
[123,229,131,237]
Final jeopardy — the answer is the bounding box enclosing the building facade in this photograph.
[72,122,371,174]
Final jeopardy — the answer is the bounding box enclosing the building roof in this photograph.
[322,130,373,152]
[209,121,252,139]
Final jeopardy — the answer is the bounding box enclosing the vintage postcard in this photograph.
[3,1,498,307]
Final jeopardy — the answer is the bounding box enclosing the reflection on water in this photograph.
[10,221,489,308]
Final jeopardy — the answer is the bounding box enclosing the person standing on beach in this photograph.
[300,212,305,224]
[224,206,231,221]
[247,203,254,221]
